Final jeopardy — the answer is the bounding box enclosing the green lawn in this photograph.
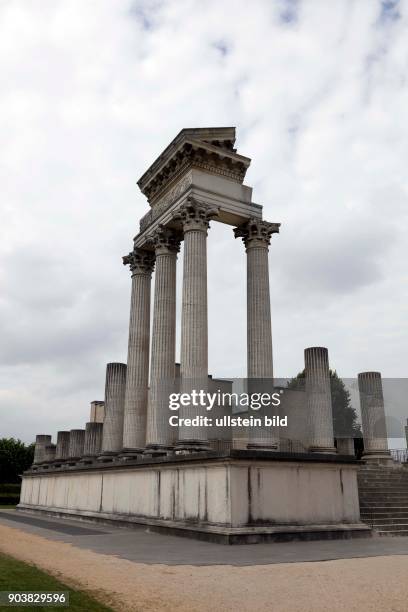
[0,553,114,611]
[0,505,17,509]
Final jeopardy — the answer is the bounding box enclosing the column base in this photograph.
[118,448,145,461]
[78,456,98,465]
[66,458,82,467]
[362,451,393,465]
[143,444,174,458]
[309,446,337,454]
[96,451,120,463]
[175,440,212,454]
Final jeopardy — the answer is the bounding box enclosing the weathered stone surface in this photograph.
[90,401,105,423]
[337,438,355,456]
[68,429,85,460]
[33,435,52,465]
[358,372,391,463]
[100,363,127,457]
[19,453,367,543]
[83,422,103,459]
[305,347,336,454]
[55,431,70,462]
[43,444,56,464]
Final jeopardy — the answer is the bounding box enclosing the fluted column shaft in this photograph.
[55,431,70,462]
[358,372,390,461]
[43,444,56,464]
[84,422,103,457]
[305,347,336,453]
[33,434,51,465]
[234,219,280,450]
[122,249,155,455]
[68,429,85,460]
[146,228,181,450]
[247,243,273,378]
[174,199,218,449]
[100,362,127,457]
[405,419,408,450]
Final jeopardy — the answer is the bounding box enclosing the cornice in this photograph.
[137,128,251,205]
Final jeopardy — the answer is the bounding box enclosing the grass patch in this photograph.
[0,505,17,509]
[0,553,114,611]
[0,484,21,494]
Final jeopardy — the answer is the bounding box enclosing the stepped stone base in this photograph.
[18,450,370,544]
[358,464,408,536]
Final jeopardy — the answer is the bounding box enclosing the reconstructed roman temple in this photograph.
[19,127,394,543]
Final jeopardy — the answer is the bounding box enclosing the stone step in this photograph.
[360,495,408,506]
[358,476,408,481]
[359,487,408,491]
[358,467,408,536]
[359,492,408,497]
[368,523,408,531]
[376,530,408,537]
[360,512,408,519]
[360,504,408,510]
[359,480,408,484]
[359,476,408,481]
[361,517,408,525]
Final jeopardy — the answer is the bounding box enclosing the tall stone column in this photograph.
[68,429,85,464]
[305,347,336,453]
[33,434,51,467]
[405,419,408,451]
[234,218,280,450]
[173,198,218,451]
[99,362,127,460]
[358,372,391,463]
[121,249,155,458]
[55,431,70,465]
[145,226,181,454]
[82,422,103,463]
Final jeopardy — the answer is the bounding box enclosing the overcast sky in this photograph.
[1,0,407,443]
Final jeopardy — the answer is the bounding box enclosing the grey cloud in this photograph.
[0,0,407,444]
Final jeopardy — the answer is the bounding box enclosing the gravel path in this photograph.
[1,523,407,612]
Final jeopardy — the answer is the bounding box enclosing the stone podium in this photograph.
[18,127,370,543]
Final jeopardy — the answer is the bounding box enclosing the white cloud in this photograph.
[0,0,407,442]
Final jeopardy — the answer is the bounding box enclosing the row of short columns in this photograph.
[305,347,390,460]
[32,357,391,465]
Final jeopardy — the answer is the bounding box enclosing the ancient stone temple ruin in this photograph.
[19,127,393,543]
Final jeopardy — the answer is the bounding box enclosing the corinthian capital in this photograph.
[146,225,182,254]
[172,197,219,232]
[123,248,155,276]
[234,218,280,248]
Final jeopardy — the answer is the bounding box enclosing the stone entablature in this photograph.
[139,173,193,232]
[136,128,260,239]
[138,127,250,205]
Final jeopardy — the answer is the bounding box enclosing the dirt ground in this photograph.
[0,523,407,612]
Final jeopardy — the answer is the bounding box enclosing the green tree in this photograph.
[287,370,362,438]
[0,438,34,484]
